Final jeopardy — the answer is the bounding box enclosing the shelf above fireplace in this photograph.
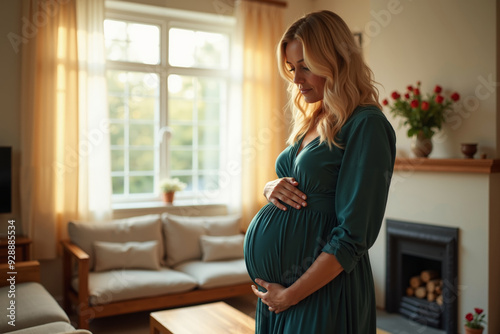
[394,158,500,174]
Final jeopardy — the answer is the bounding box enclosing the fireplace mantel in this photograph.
[394,158,500,174]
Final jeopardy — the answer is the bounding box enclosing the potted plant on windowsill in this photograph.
[382,81,460,158]
[464,307,486,334]
[160,178,186,204]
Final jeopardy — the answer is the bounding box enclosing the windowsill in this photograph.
[111,199,229,219]
[112,199,226,210]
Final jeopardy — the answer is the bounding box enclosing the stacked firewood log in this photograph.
[405,270,443,306]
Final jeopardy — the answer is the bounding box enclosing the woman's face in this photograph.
[285,39,326,104]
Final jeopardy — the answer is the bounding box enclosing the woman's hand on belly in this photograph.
[252,278,298,314]
[264,177,307,211]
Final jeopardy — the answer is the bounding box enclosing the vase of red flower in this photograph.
[382,81,461,158]
[464,308,486,334]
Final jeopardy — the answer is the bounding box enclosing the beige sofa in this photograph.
[0,261,91,334]
[62,213,252,329]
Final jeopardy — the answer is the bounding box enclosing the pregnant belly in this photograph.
[244,203,334,287]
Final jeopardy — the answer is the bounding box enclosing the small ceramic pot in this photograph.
[461,143,478,159]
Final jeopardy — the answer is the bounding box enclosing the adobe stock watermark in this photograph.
[212,0,234,17]
[7,0,71,54]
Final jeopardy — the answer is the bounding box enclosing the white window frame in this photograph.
[105,1,236,207]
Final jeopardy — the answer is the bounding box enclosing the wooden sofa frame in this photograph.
[0,260,41,286]
[62,240,253,330]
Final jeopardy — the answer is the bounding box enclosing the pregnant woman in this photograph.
[244,11,396,333]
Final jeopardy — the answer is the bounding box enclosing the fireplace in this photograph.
[385,219,459,334]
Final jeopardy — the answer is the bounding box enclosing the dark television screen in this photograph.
[0,147,12,213]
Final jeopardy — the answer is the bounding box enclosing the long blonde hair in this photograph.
[278,10,381,148]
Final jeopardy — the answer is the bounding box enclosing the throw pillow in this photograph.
[200,234,245,262]
[93,241,161,271]
[161,213,241,266]
[68,214,163,270]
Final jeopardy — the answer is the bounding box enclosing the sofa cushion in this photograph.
[0,282,70,333]
[162,213,241,266]
[68,214,163,270]
[4,321,80,334]
[72,268,198,305]
[200,234,244,262]
[94,241,161,272]
[174,259,252,289]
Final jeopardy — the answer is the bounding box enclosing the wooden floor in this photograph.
[79,295,396,334]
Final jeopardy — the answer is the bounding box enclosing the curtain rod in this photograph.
[243,0,288,8]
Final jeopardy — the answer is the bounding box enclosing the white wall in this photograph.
[368,1,499,333]
[0,0,22,235]
[371,0,497,160]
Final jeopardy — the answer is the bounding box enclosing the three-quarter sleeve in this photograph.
[321,111,396,273]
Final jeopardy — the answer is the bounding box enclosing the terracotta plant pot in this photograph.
[162,191,175,204]
[464,326,484,334]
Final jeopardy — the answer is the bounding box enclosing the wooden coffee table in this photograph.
[150,301,255,334]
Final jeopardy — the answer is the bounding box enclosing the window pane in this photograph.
[170,125,193,146]
[129,72,159,97]
[129,124,154,146]
[198,78,222,99]
[169,99,193,121]
[169,28,229,69]
[198,101,219,121]
[198,174,219,192]
[168,75,194,99]
[107,70,126,93]
[199,125,219,146]
[198,149,219,170]
[171,175,192,191]
[170,150,192,170]
[105,40,127,62]
[111,149,124,172]
[130,149,154,171]
[129,96,156,120]
[112,176,124,195]
[129,175,154,194]
[110,123,124,146]
[104,20,127,41]
[109,95,125,119]
[104,20,160,65]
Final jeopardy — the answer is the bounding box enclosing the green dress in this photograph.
[244,106,396,333]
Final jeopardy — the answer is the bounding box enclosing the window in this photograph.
[104,3,234,205]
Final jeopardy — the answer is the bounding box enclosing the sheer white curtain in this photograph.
[20,0,110,259]
[235,0,287,229]
[20,0,79,259]
[76,0,112,222]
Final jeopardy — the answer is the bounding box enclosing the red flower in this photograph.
[451,92,460,101]
[404,93,410,99]
[434,85,442,94]
[435,95,444,104]
[410,99,419,108]
[391,91,401,100]
[421,101,430,111]
[382,99,389,106]
[474,308,483,315]
[407,85,413,92]
[466,313,474,322]
[414,88,420,96]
